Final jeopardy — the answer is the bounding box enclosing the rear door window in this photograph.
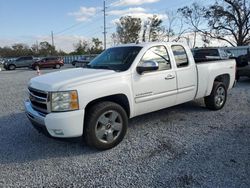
[171,45,189,68]
[23,57,33,60]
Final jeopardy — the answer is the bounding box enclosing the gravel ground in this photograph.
[0,67,249,188]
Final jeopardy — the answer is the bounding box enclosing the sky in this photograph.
[0,0,212,52]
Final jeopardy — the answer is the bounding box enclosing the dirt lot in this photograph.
[0,67,249,187]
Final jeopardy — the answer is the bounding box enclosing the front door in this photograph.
[132,45,177,116]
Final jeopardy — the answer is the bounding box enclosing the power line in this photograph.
[51,31,54,46]
[55,22,84,35]
[54,10,103,36]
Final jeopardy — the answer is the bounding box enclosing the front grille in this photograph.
[28,87,50,114]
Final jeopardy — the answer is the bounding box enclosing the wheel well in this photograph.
[214,74,230,89]
[85,94,130,117]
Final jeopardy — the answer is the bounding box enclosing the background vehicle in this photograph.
[193,48,231,62]
[3,56,38,70]
[235,49,250,80]
[71,55,97,67]
[0,58,5,65]
[31,57,64,70]
[25,42,236,150]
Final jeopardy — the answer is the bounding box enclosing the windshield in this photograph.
[88,46,142,71]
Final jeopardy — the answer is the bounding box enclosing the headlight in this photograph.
[51,90,79,112]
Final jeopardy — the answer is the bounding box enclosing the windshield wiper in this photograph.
[86,64,118,71]
[92,65,112,70]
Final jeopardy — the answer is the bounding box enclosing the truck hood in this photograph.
[29,68,117,91]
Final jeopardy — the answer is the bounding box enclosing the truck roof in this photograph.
[111,42,187,49]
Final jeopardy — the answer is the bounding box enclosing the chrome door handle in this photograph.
[165,74,175,80]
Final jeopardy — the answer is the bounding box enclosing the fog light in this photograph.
[53,129,64,135]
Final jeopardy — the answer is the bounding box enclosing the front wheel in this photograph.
[55,64,61,69]
[204,82,227,110]
[84,101,128,150]
[8,64,16,70]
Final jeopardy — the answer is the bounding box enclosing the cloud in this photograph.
[112,0,160,7]
[108,7,167,23]
[108,7,146,16]
[68,7,97,22]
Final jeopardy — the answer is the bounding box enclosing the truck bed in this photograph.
[195,59,236,99]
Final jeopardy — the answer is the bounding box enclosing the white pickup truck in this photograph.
[25,42,236,149]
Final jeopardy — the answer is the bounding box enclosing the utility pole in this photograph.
[51,31,54,47]
[103,0,107,50]
[36,40,39,53]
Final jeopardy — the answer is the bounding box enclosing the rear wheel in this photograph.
[8,64,16,70]
[204,82,227,110]
[236,74,240,81]
[84,101,128,150]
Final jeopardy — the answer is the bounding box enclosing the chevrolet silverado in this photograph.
[25,42,236,150]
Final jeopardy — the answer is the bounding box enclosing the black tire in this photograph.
[84,101,128,150]
[236,73,240,81]
[8,64,16,70]
[204,82,227,110]
[55,64,61,69]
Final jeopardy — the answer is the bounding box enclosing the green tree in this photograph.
[72,40,90,55]
[0,46,13,57]
[148,15,163,42]
[178,3,206,47]
[12,43,32,56]
[205,0,250,46]
[116,16,142,44]
[142,20,149,42]
[179,0,250,46]
[89,38,103,54]
[39,41,56,56]
[0,42,67,58]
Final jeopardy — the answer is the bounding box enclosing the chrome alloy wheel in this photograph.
[215,86,225,107]
[95,110,123,144]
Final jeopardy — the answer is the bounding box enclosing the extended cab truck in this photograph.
[24,42,236,150]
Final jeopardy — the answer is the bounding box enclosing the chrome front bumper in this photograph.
[24,99,45,127]
[24,99,84,138]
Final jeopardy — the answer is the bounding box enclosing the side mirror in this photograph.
[136,61,159,74]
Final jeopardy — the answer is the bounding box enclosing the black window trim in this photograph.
[138,45,172,73]
[171,45,189,69]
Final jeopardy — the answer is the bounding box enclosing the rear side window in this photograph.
[141,46,171,71]
[47,57,57,61]
[171,45,189,68]
[24,57,33,60]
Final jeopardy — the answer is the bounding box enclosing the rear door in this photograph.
[132,45,177,116]
[171,45,197,104]
[22,56,33,67]
[39,58,48,68]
